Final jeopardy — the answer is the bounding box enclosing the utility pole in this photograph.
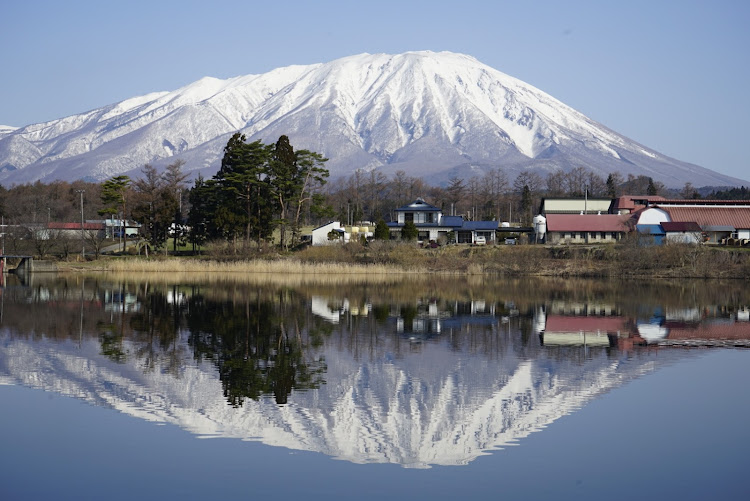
[584,184,588,215]
[76,189,85,259]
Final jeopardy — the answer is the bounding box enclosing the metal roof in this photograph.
[461,221,499,231]
[659,206,750,229]
[656,199,750,206]
[611,195,666,212]
[637,224,665,235]
[546,214,631,232]
[661,221,702,232]
[544,315,628,334]
[394,198,441,212]
[48,222,104,230]
[441,215,464,227]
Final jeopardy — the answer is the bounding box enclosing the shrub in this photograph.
[401,221,418,241]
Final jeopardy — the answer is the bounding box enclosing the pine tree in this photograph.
[98,175,131,252]
[606,174,616,198]
[214,133,274,244]
[187,175,212,251]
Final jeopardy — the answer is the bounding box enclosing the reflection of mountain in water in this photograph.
[0,332,682,468]
[4,276,746,468]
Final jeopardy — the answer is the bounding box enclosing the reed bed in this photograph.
[57,241,750,280]
[75,257,430,280]
[81,269,422,287]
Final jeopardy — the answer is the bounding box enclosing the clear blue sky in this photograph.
[1,0,748,182]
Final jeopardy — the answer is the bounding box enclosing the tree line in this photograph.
[0,130,737,257]
[187,133,329,252]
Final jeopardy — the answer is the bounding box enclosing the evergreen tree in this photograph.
[374,218,390,240]
[184,133,329,250]
[288,149,329,246]
[98,175,131,252]
[214,133,275,244]
[265,137,330,249]
[270,135,297,250]
[606,174,617,198]
[186,175,212,251]
[401,220,418,241]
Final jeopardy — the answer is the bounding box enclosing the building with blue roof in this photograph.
[386,198,498,244]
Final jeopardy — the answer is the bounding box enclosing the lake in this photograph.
[1,274,749,500]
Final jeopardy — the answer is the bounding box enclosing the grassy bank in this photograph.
[54,240,750,280]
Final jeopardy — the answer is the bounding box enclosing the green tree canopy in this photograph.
[374,218,390,240]
[401,220,418,241]
[99,175,131,252]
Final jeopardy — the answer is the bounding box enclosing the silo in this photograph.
[533,215,547,242]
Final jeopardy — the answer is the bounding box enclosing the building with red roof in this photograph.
[544,213,631,245]
[611,195,666,214]
[633,200,750,245]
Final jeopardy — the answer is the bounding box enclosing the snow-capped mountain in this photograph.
[0,51,744,187]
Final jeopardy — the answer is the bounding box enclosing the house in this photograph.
[311,221,348,246]
[45,222,106,240]
[101,219,140,238]
[543,214,631,245]
[387,198,498,244]
[632,200,750,245]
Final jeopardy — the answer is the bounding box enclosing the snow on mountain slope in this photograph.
[0,125,17,136]
[0,334,676,468]
[0,51,744,187]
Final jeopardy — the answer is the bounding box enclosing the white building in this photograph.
[311,221,348,246]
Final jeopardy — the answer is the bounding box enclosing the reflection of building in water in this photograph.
[311,296,504,340]
[4,284,750,468]
[395,299,501,339]
[102,289,140,313]
[310,296,370,324]
[541,315,626,347]
[634,304,750,345]
[534,302,628,348]
[547,300,621,317]
[534,302,750,347]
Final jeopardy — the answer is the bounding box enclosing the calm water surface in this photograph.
[1,274,749,500]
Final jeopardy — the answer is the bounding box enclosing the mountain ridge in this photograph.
[0,51,745,187]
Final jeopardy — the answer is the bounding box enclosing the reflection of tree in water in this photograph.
[98,326,127,363]
[186,289,327,406]
[129,285,188,375]
[97,284,190,375]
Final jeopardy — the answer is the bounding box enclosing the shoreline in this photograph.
[40,243,750,280]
